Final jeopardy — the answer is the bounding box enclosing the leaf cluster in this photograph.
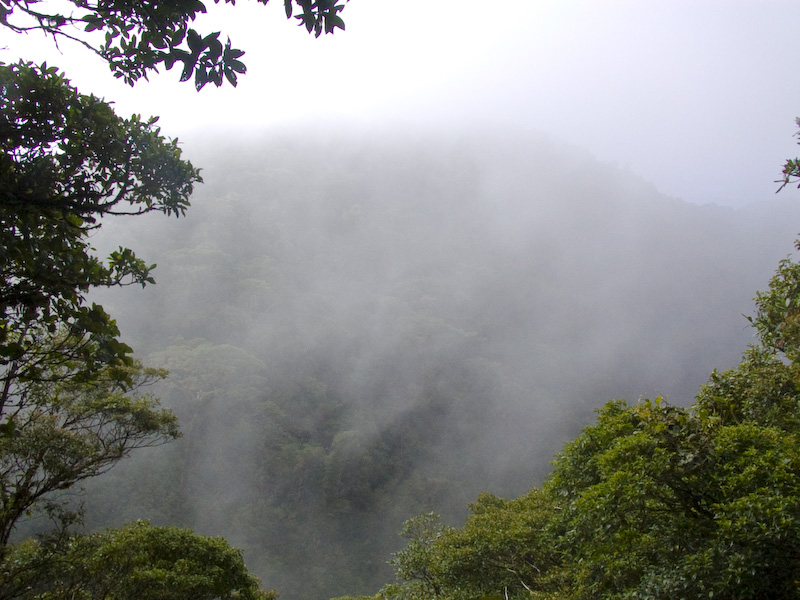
[383,492,565,600]
[0,60,195,551]
[1,0,348,90]
[357,242,800,600]
[1,60,200,383]
[778,119,800,192]
[0,351,179,546]
[0,520,276,600]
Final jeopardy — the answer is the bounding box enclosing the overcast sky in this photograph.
[5,0,800,207]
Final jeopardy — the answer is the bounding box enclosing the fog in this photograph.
[6,0,800,207]
[68,125,800,599]
[7,1,800,598]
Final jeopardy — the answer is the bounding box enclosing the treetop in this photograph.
[0,0,348,90]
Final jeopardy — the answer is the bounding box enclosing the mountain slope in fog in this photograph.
[79,129,800,600]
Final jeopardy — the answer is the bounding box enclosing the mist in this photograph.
[5,0,800,209]
[4,0,800,596]
[60,124,800,599]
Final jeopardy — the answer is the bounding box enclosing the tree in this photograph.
[376,492,565,600]
[0,59,192,547]
[1,0,348,90]
[340,181,800,598]
[0,61,200,385]
[545,393,800,599]
[0,520,276,600]
[1,0,350,395]
[0,0,347,541]
[0,347,179,547]
[0,0,344,595]
[779,118,800,192]
[1,0,350,389]
[350,248,800,600]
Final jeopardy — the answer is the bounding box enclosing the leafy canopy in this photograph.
[358,248,800,600]
[0,0,342,596]
[0,64,193,544]
[0,60,200,390]
[0,350,179,547]
[779,119,800,193]
[0,520,276,600]
[1,0,348,90]
[0,54,200,551]
[346,189,800,599]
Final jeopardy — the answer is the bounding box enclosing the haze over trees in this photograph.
[1,0,346,597]
[72,129,800,599]
[3,1,800,599]
[337,221,800,600]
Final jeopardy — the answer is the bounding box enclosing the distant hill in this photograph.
[75,128,800,600]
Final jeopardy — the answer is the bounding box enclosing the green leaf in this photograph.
[325,13,345,33]
[224,67,238,87]
[186,28,203,53]
[228,59,246,74]
[180,59,195,82]
[203,32,223,59]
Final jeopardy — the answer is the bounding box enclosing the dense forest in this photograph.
[41,129,800,599]
[4,2,800,598]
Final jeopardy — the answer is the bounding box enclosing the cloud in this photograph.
[3,0,799,206]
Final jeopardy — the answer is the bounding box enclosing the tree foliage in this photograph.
[1,0,348,90]
[346,242,800,599]
[378,492,564,600]
[0,61,201,384]
[0,0,343,596]
[547,395,800,599]
[779,119,800,193]
[0,59,194,548]
[0,520,276,600]
[0,351,179,547]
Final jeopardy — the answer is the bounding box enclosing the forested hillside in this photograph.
[55,129,800,599]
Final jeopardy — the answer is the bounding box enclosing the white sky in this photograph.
[5,0,800,206]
